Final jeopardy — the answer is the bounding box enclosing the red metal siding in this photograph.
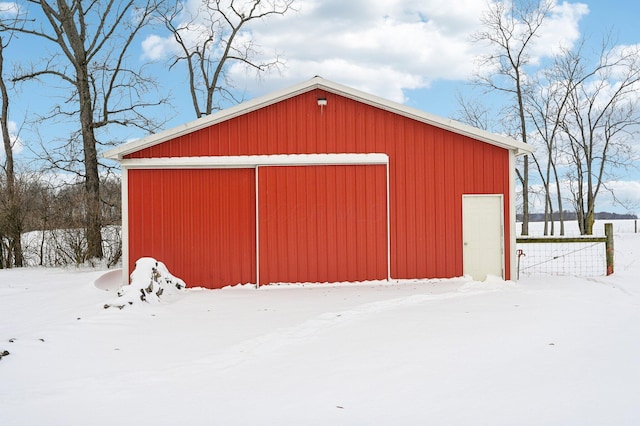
[127,169,256,287]
[126,89,512,283]
[258,165,388,284]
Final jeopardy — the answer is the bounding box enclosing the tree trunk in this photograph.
[585,208,595,235]
[77,69,104,260]
[521,155,529,235]
[514,62,530,236]
[585,188,596,235]
[552,164,565,235]
[0,40,23,267]
[576,198,585,235]
[58,0,104,260]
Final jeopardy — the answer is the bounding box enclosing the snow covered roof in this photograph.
[103,76,534,160]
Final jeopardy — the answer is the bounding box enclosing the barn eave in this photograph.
[103,76,533,160]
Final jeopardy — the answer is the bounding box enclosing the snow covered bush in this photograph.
[104,257,186,309]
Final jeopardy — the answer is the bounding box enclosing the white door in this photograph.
[462,195,504,281]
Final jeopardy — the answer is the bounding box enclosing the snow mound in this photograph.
[104,258,186,309]
[93,269,124,291]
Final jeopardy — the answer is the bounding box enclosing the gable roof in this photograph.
[103,76,534,160]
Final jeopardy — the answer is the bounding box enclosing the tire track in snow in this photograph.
[186,282,511,372]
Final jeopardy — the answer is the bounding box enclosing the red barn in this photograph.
[104,77,532,289]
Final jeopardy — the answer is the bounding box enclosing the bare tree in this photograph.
[472,0,554,235]
[3,0,167,260]
[158,0,294,118]
[0,31,23,267]
[525,43,589,236]
[561,41,640,235]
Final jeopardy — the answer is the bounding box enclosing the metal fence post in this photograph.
[605,223,614,275]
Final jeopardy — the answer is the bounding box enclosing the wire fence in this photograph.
[515,239,607,277]
[515,223,614,278]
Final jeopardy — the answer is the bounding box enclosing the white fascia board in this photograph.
[120,153,389,169]
[104,76,534,160]
[509,150,517,281]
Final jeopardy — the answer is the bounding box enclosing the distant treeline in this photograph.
[518,211,638,222]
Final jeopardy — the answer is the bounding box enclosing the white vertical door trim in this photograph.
[386,162,391,281]
[255,166,260,288]
[120,166,130,286]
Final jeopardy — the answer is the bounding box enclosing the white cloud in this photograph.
[4,121,23,155]
[0,122,23,161]
[0,2,19,17]
[141,34,175,61]
[229,0,590,101]
[142,0,590,104]
[141,0,204,61]
[531,0,589,59]
[598,180,640,214]
[234,0,486,97]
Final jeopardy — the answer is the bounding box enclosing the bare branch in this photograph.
[158,0,295,117]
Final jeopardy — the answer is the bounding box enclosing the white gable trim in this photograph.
[104,77,533,160]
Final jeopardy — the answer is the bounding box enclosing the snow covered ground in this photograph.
[1,221,639,425]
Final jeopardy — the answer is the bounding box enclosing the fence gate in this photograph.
[516,223,614,277]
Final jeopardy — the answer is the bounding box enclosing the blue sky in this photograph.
[3,0,640,214]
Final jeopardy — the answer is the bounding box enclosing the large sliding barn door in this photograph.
[127,168,256,288]
[257,165,388,285]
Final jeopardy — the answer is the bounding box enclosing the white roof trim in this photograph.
[121,153,389,169]
[104,77,534,160]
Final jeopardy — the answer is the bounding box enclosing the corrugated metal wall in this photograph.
[258,165,388,285]
[125,89,511,285]
[127,169,256,287]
